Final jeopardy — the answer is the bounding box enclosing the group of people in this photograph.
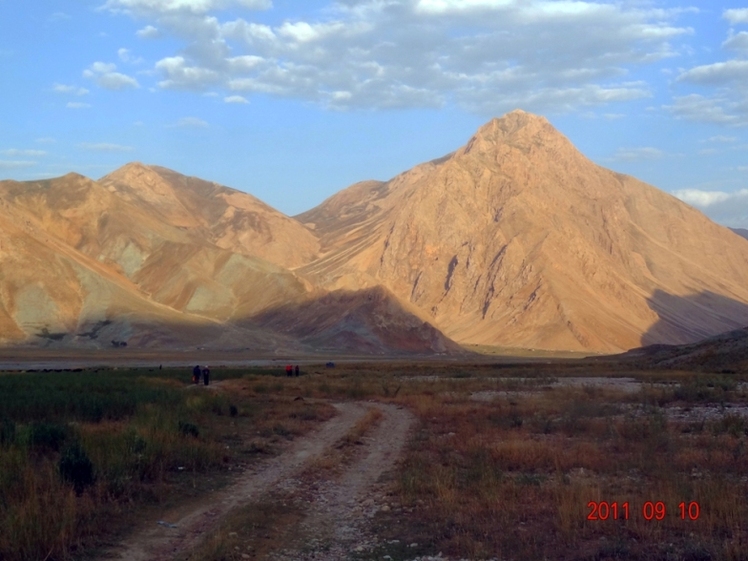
[192,365,211,385]
[285,364,300,377]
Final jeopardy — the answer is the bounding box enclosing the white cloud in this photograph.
[0,160,37,169]
[673,189,733,207]
[168,116,209,127]
[613,147,663,161]
[104,0,692,113]
[78,143,135,151]
[1,149,46,157]
[83,61,140,89]
[224,95,248,103]
[706,135,738,143]
[67,102,92,109]
[672,17,748,128]
[53,83,89,95]
[102,0,271,15]
[415,0,515,14]
[724,8,748,25]
[666,94,748,127]
[49,12,71,21]
[118,48,144,64]
[136,24,161,38]
[723,31,748,53]
[155,56,220,89]
[673,188,748,228]
[678,60,748,85]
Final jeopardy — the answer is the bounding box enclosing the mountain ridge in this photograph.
[3,110,748,354]
[297,110,748,352]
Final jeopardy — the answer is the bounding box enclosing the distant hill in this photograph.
[615,326,748,373]
[730,227,748,241]
[297,110,748,352]
[4,110,748,354]
[0,169,455,354]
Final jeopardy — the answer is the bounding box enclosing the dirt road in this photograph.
[100,401,415,561]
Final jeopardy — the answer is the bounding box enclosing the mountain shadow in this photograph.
[4,286,466,357]
[242,286,465,356]
[641,289,748,347]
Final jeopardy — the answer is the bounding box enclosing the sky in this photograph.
[0,1,747,226]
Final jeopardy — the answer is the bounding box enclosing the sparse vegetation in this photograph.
[3,360,748,560]
[0,367,334,561]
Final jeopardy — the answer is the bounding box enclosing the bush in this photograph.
[178,421,199,438]
[229,405,238,417]
[28,422,69,451]
[0,418,15,445]
[59,442,95,494]
[712,413,747,438]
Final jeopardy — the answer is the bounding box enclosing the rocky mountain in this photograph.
[99,163,320,270]
[3,110,748,354]
[0,170,454,354]
[297,110,748,352]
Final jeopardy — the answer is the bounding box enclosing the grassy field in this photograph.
[0,366,335,561]
[2,361,748,560]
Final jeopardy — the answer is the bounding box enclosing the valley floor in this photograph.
[2,359,747,560]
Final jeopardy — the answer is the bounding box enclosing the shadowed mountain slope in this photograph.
[0,170,459,354]
[617,323,748,373]
[249,286,461,355]
[297,110,748,352]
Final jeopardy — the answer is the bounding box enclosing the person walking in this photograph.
[202,365,210,386]
[285,364,292,377]
[294,365,299,377]
[192,364,201,384]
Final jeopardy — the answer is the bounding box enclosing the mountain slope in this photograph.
[0,171,459,354]
[99,163,319,270]
[615,325,748,373]
[297,110,748,352]
[0,173,314,323]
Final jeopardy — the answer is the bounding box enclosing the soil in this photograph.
[98,400,415,561]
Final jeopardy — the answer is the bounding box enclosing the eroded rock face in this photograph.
[99,163,320,270]
[0,167,455,354]
[4,110,748,353]
[298,110,748,352]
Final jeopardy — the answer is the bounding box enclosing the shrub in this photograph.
[178,421,200,438]
[59,442,95,494]
[0,418,15,445]
[712,413,747,438]
[28,422,69,451]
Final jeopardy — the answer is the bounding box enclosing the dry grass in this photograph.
[361,363,748,561]
[341,407,383,447]
[5,361,748,560]
[0,369,334,561]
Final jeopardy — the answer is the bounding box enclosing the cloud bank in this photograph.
[100,0,693,114]
[673,187,748,228]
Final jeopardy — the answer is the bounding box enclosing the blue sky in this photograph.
[1,0,747,226]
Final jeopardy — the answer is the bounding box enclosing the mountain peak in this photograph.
[473,110,552,141]
[459,110,567,161]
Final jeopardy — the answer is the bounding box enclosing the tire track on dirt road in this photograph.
[100,401,415,561]
[268,402,415,560]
